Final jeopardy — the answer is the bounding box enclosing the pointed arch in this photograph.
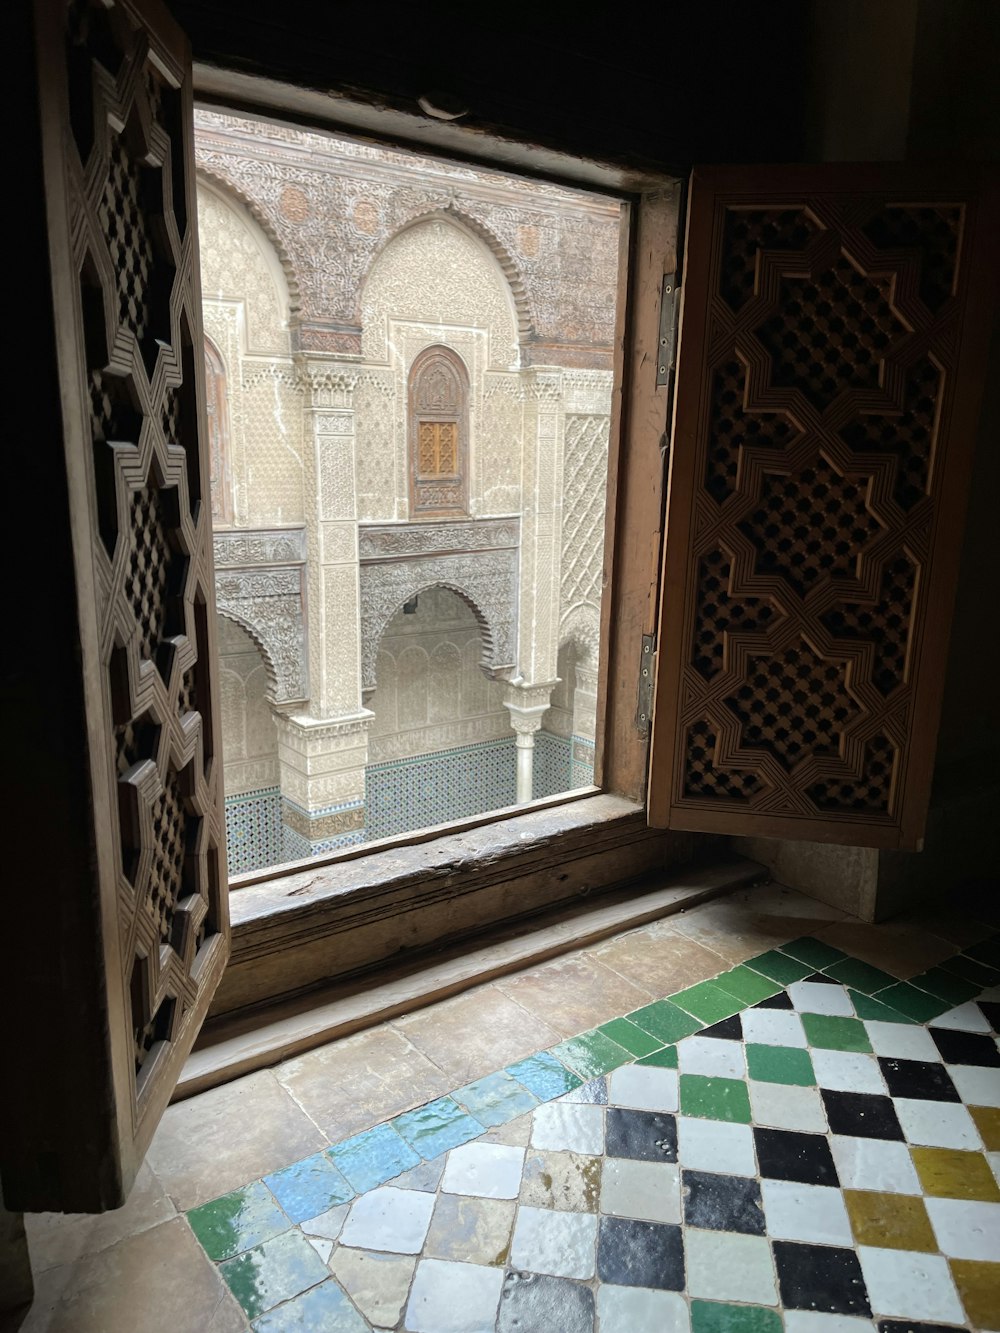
[359,206,534,344]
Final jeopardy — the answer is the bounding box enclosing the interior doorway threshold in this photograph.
[176,856,767,1100]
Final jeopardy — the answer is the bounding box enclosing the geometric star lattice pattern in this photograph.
[664,184,968,838]
[186,930,1000,1331]
[66,0,225,1102]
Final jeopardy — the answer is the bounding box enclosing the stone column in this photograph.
[278,360,372,853]
[504,680,558,804]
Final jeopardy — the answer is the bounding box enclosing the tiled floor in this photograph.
[21,882,1000,1332]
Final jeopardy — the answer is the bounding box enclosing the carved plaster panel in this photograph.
[358,526,520,692]
[215,564,308,706]
[359,517,519,560]
[213,527,306,567]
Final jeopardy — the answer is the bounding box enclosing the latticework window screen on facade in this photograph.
[408,344,469,517]
[650,166,997,851]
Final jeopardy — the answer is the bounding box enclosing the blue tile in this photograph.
[393,1097,485,1159]
[453,1070,540,1127]
[263,1152,354,1223]
[506,1051,583,1101]
[327,1122,420,1193]
[251,1279,368,1331]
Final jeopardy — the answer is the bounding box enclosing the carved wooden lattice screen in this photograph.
[20,0,228,1208]
[409,344,469,517]
[649,166,996,851]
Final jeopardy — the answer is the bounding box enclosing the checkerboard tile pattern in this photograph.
[188,933,1000,1330]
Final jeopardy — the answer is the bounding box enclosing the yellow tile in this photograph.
[844,1190,936,1252]
[950,1259,1000,1329]
[911,1147,1000,1202]
[971,1105,1000,1152]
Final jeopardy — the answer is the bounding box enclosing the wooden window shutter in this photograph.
[649,165,997,851]
[8,0,229,1211]
[408,345,469,517]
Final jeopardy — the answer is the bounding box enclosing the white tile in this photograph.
[596,1286,690,1333]
[788,981,855,1016]
[926,1197,1000,1260]
[811,1050,886,1095]
[306,1235,333,1264]
[895,1098,982,1149]
[949,1063,1000,1107]
[530,1101,604,1155]
[675,1036,746,1080]
[440,1143,524,1199]
[509,1205,598,1279]
[404,1258,503,1333]
[300,1203,350,1241]
[749,1081,828,1134]
[829,1136,921,1194]
[741,1008,808,1048]
[685,1228,777,1305]
[989,1151,1000,1188]
[760,1179,853,1245]
[784,1316,875,1333]
[857,1246,964,1323]
[862,1021,941,1060]
[341,1186,436,1254]
[600,1158,680,1223]
[931,1001,993,1032]
[677,1116,757,1176]
[607,1064,679,1112]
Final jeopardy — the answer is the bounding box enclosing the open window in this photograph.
[14,0,994,1216]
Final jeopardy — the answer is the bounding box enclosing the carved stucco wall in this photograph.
[217,615,280,796]
[368,588,508,762]
[197,181,304,529]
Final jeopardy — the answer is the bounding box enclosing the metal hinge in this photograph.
[636,634,656,739]
[655,273,680,389]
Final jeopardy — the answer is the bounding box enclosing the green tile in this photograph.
[745,950,813,985]
[671,981,744,1024]
[941,953,1000,988]
[691,1300,783,1333]
[849,989,917,1024]
[714,965,781,1005]
[550,1030,631,1080]
[637,1045,678,1069]
[679,1073,752,1123]
[598,1016,664,1057]
[964,934,1000,969]
[908,966,981,1006]
[627,999,703,1044]
[220,1229,329,1319]
[825,957,899,994]
[801,1012,872,1052]
[187,1180,289,1262]
[780,937,848,969]
[746,1042,815,1086]
[876,982,952,1023]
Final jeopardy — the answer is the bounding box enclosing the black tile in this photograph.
[980,1001,1000,1034]
[753,1128,840,1186]
[820,1089,904,1141]
[877,1057,960,1102]
[497,1272,595,1333]
[567,1077,609,1104]
[929,1027,1000,1068]
[597,1216,685,1290]
[774,1241,872,1317]
[755,991,794,1010]
[682,1169,765,1235]
[605,1108,677,1162]
[803,972,840,985]
[701,1014,743,1041]
[878,1324,967,1333]
[965,936,1000,969]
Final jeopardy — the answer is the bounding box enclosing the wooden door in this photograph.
[649,166,997,850]
[6,0,228,1211]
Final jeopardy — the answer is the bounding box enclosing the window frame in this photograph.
[190,63,688,1022]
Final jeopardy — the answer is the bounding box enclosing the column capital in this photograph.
[502,678,558,736]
